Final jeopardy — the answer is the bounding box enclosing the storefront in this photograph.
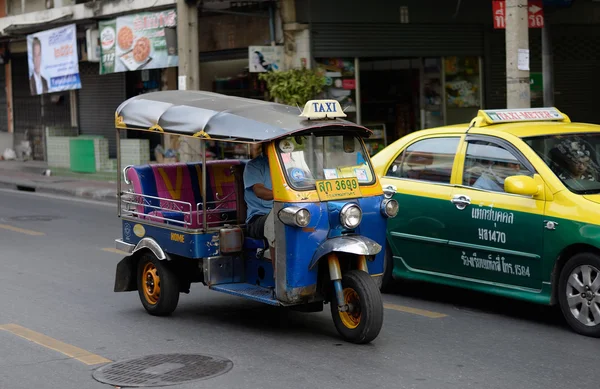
[307,6,486,153]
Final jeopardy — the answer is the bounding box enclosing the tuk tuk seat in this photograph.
[143,161,240,228]
[125,165,160,216]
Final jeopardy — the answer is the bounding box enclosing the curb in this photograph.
[0,175,117,204]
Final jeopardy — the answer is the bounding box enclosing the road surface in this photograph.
[0,188,598,389]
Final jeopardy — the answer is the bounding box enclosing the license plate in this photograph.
[315,177,362,201]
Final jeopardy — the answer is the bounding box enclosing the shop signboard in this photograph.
[27,23,81,96]
[248,46,283,73]
[99,9,178,74]
[493,0,544,29]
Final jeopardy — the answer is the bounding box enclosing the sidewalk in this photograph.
[0,160,118,203]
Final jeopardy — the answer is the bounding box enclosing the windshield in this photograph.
[277,133,375,190]
[523,133,600,194]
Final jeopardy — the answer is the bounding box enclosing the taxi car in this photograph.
[371,107,600,337]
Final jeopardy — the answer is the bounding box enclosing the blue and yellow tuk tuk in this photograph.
[113,91,398,343]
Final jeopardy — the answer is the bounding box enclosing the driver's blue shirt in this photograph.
[243,154,273,223]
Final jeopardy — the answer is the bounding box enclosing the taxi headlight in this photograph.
[381,199,399,218]
[278,206,311,227]
[340,204,362,229]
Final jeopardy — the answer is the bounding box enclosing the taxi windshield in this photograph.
[524,133,600,194]
[276,132,375,190]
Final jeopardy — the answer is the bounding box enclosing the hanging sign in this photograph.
[27,23,81,96]
[99,9,178,74]
[493,0,544,29]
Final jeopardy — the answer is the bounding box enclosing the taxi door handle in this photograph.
[451,194,471,210]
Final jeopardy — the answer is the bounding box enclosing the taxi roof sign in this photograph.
[472,107,571,127]
[300,99,347,120]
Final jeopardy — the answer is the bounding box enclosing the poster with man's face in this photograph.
[27,24,81,96]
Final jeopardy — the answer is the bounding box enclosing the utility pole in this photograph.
[176,0,199,162]
[177,0,199,91]
[505,0,530,108]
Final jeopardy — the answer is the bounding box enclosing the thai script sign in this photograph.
[493,0,544,29]
[27,23,81,95]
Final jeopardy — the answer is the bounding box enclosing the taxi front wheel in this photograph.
[558,252,600,338]
[137,253,180,316]
[331,270,384,344]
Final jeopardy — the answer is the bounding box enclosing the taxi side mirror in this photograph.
[504,175,540,196]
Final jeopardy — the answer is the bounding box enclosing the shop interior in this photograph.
[358,58,421,151]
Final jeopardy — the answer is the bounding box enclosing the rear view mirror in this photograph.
[504,175,540,196]
[343,135,355,153]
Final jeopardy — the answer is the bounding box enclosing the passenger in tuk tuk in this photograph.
[243,142,275,261]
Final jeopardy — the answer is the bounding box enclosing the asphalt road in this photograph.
[0,188,598,389]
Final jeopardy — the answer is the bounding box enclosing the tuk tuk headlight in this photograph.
[340,203,362,229]
[381,199,399,218]
[278,206,311,227]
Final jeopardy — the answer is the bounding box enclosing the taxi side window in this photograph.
[463,140,533,193]
[385,137,460,184]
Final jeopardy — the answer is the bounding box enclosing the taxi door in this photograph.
[447,135,545,290]
[381,135,463,274]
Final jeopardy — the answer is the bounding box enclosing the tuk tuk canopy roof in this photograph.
[115,90,372,142]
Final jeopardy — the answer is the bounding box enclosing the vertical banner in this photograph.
[99,9,178,74]
[27,24,81,96]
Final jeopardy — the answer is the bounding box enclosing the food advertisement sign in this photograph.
[27,23,81,96]
[99,9,178,74]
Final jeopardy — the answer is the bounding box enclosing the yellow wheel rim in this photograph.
[339,288,361,329]
[142,262,161,305]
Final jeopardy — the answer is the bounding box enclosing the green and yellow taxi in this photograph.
[371,107,600,337]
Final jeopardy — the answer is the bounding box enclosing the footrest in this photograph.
[209,283,280,306]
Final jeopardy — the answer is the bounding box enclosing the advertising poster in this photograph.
[248,46,283,73]
[99,9,178,74]
[27,23,81,96]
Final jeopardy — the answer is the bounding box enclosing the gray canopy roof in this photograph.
[115,90,371,142]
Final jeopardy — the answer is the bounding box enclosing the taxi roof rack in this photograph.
[470,107,571,128]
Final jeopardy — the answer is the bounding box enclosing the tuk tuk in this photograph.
[113,90,399,344]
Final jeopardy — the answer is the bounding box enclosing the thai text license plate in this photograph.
[315,177,362,201]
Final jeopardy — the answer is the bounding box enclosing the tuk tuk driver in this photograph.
[243,142,276,262]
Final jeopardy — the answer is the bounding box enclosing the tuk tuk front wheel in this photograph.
[137,253,180,316]
[330,270,383,344]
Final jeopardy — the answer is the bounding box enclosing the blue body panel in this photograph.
[282,195,387,289]
[122,219,220,258]
[121,195,387,301]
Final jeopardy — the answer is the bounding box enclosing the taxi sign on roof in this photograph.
[473,107,570,127]
[300,99,347,120]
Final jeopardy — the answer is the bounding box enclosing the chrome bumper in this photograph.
[115,239,134,254]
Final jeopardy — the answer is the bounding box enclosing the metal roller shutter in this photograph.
[552,25,600,125]
[12,54,72,160]
[78,61,126,158]
[311,23,484,58]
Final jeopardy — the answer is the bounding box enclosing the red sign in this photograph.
[493,0,544,29]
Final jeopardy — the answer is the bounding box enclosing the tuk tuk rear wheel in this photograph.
[330,270,383,344]
[137,253,180,316]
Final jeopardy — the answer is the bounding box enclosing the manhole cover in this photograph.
[92,353,233,387]
[8,215,62,222]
